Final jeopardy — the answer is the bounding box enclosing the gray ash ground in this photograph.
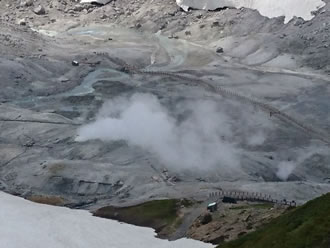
[1,0,330,209]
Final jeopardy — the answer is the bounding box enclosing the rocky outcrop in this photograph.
[80,0,112,4]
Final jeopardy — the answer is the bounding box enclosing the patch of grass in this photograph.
[230,203,273,210]
[219,193,330,248]
[180,198,194,207]
[27,195,65,206]
[94,199,185,235]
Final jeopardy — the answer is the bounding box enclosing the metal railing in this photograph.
[208,190,297,207]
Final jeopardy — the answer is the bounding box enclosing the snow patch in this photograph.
[0,192,213,248]
[176,0,326,23]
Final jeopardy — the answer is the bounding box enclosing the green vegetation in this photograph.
[219,193,330,248]
[229,203,273,210]
[94,199,189,236]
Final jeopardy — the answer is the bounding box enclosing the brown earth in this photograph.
[188,202,287,244]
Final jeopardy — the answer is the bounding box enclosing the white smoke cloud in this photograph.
[76,93,241,171]
[276,161,296,181]
[247,131,267,146]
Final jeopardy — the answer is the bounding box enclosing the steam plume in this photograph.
[76,93,241,170]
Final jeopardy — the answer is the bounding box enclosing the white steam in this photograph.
[76,93,241,170]
[276,161,296,181]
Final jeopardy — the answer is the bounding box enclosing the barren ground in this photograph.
[1,0,330,214]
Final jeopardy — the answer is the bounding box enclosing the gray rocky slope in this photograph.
[0,0,330,208]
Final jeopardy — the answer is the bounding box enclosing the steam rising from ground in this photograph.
[76,93,241,170]
[276,161,296,181]
[275,147,328,181]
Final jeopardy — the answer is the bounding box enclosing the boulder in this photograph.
[17,18,27,26]
[33,5,46,15]
[200,212,212,225]
[20,0,33,7]
[80,0,112,4]
[216,47,224,53]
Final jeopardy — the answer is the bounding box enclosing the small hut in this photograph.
[207,202,218,212]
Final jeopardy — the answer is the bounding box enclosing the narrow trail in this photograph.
[96,51,330,145]
[135,68,330,145]
[0,149,27,168]
[170,202,206,241]
[0,118,80,126]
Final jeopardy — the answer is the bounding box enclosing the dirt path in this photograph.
[170,202,207,240]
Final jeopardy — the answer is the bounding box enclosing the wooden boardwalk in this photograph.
[208,190,297,207]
